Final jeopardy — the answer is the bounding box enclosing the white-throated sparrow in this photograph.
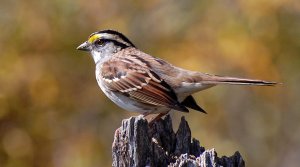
[77,30,277,119]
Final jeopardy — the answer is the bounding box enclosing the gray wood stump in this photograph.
[112,115,245,167]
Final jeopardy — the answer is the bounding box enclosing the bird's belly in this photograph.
[104,91,149,113]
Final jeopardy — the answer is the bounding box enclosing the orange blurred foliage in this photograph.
[0,0,299,166]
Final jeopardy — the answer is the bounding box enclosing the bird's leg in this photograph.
[141,112,154,123]
[142,110,170,125]
[148,112,169,125]
[142,111,152,118]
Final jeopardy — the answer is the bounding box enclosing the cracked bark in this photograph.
[112,115,245,167]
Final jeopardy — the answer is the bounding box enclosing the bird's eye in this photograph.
[95,40,105,46]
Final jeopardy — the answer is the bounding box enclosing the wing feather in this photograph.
[100,57,188,112]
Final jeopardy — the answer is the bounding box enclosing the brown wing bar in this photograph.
[101,57,188,112]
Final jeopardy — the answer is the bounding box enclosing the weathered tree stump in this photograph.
[112,115,245,167]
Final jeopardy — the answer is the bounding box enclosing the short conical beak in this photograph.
[76,41,92,51]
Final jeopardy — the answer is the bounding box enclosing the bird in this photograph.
[77,29,277,121]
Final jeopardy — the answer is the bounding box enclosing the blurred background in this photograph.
[0,0,299,166]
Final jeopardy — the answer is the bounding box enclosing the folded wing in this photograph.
[100,57,189,112]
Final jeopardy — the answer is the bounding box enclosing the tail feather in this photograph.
[203,75,278,86]
[181,95,207,114]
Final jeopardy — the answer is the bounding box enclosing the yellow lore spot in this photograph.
[88,34,101,43]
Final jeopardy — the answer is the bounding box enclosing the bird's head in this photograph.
[77,30,135,63]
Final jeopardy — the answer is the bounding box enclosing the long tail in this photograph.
[202,75,278,86]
